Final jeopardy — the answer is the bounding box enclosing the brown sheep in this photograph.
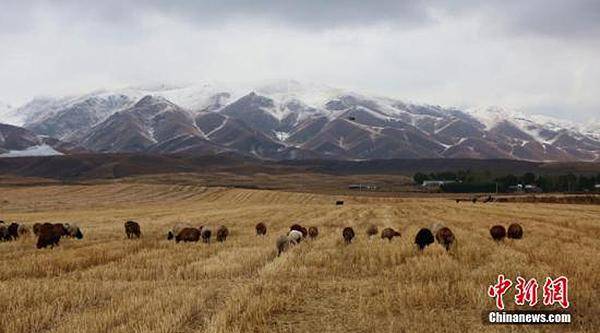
[490,225,507,242]
[33,223,42,236]
[366,224,378,238]
[290,224,308,238]
[342,227,355,244]
[308,226,319,239]
[507,223,523,239]
[176,228,201,243]
[414,228,434,250]
[435,227,455,251]
[255,222,267,236]
[381,228,401,241]
[201,228,212,243]
[216,226,229,242]
[36,223,68,249]
[124,221,141,239]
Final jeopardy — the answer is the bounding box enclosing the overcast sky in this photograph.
[1,0,599,121]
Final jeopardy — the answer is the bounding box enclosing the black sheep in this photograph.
[414,228,434,250]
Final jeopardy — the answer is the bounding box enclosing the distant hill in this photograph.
[0,153,599,181]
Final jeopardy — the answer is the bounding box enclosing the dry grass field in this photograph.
[0,182,599,332]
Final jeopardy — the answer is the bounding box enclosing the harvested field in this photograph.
[0,183,599,332]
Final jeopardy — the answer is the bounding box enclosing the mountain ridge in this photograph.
[1,81,599,161]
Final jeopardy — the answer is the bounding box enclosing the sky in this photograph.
[0,0,599,121]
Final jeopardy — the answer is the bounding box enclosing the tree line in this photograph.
[414,171,600,193]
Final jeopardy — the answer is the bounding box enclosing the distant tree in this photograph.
[413,172,430,184]
[522,172,536,185]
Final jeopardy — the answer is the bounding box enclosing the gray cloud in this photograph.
[0,0,599,121]
[3,0,600,38]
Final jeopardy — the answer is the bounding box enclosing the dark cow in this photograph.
[290,224,308,238]
[435,227,455,251]
[414,228,434,250]
[124,221,141,239]
[342,227,355,244]
[255,222,267,236]
[366,224,378,238]
[201,228,212,243]
[36,223,68,249]
[381,228,401,241]
[176,228,200,243]
[216,225,229,242]
[308,226,319,239]
[490,225,507,242]
[336,200,344,206]
[507,223,523,239]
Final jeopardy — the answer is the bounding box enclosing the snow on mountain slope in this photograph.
[0,100,22,126]
[4,81,600,162]
[0,144,63,158]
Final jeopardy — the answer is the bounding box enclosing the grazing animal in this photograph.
[336,200,344,205]
[255,222,267,236]
[290,224,308,238]
[308,226,319,239]
[216,225,229,242]
[455,199,461,203]
[472,197,478,203]
[490,225,507,242]
[276,230,305,256]
[507,223,523,239]
[483,195,493,203]
[17,224,30,237]
[6,223,19,240]
[366,224,378,238]
[167,223,191,240]
[414,228,434,250]
[65,224,83,239]
[201,228,212,243]
[276,235,291,256]
[176,227,201,243]
[381,228,401,241]
[342,227,355,244]
[124,221,141,239]
[0,225,7,241]
[33,223,42,236]
[435,227,455,251]
[287,230,303,244]
[36,223,68,249]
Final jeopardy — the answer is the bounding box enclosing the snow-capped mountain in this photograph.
[0,123,86,157]
[1,80,599,162]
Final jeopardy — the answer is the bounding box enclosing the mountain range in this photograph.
[1,80,599,162]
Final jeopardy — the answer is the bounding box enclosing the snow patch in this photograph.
[274,131,290,142]
[0,144,63,158]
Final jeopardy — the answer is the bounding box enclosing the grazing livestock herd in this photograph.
[0,218,525,256]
